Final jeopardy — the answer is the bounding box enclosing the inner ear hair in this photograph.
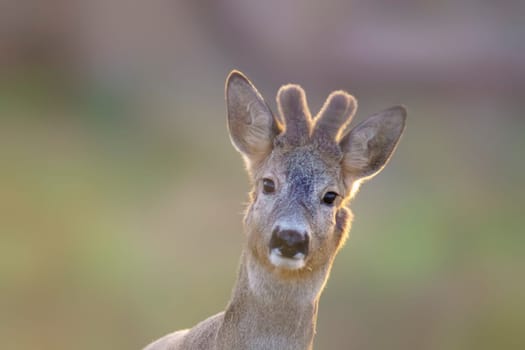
[226,70,281,169]
[340,105,407,180]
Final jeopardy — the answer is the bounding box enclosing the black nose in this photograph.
[270,228,309,258]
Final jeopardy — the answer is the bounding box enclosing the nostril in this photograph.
[270,229,309,258]
[278,230,305,245]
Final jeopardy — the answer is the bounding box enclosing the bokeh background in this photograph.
[1,1,524,349]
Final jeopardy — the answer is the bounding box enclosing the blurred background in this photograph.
[1,0,524,349]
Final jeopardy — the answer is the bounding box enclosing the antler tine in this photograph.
[313,91,357,142]
[276,84,313,146]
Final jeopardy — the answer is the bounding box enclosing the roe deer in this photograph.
[144,70,407,350]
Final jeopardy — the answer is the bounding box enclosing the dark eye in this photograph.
[322,191,338,205]
[262,178,276,194]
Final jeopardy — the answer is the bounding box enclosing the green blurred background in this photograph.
[1,1,524,349]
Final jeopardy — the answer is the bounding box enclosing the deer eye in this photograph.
[322,191,338,205]
[262,178,276,194]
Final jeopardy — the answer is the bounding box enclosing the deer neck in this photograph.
[217,251,332,350]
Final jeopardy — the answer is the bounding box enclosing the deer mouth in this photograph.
[268,231,309,270]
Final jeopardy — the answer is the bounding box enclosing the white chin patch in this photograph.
[269,249,306,270]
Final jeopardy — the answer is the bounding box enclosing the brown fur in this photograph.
[143,70,406,350]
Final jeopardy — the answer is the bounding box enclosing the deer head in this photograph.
[226,70,406,279]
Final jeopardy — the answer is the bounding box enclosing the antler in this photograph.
[276,85,313,146]
[312,91,357,142]
[275,85,357,158]
[311,91,357,157]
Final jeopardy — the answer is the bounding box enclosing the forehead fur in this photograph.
[261,144,343,186]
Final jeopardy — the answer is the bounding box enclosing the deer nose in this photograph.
[270,227,309,259]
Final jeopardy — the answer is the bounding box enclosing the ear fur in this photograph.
[340,105,406,187]
[226,70,281,170]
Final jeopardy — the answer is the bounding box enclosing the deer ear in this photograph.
[340,106,406,185]
[226,70,281,169]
